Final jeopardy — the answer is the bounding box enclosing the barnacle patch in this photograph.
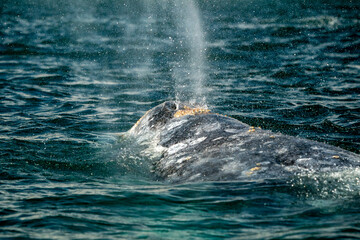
[174,106,210,118]
[246,166,262,176]
[248,126,256,133]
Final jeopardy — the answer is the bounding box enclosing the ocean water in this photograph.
[1,0,360,239]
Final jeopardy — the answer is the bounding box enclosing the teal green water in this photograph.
[1,0,360,239]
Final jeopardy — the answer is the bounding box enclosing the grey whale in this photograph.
[127,101,360,182]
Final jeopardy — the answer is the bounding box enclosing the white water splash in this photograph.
[290,167,360,200]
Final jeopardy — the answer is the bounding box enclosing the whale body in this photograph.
[127,101,360,182]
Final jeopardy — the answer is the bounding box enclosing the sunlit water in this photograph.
[1,0,360,239]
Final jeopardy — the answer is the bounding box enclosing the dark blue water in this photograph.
[1,0,360,239]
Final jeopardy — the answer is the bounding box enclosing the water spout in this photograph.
[171,0,208,107]
[143,0,208,107]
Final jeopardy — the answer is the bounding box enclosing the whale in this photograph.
[127,101,360,182]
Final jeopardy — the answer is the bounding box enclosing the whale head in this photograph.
[128,101,210,135]
[129,101,179,135]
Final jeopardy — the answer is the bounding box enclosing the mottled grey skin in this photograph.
[128,101,360,182]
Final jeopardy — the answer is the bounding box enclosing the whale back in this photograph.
[128,101,360,182]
